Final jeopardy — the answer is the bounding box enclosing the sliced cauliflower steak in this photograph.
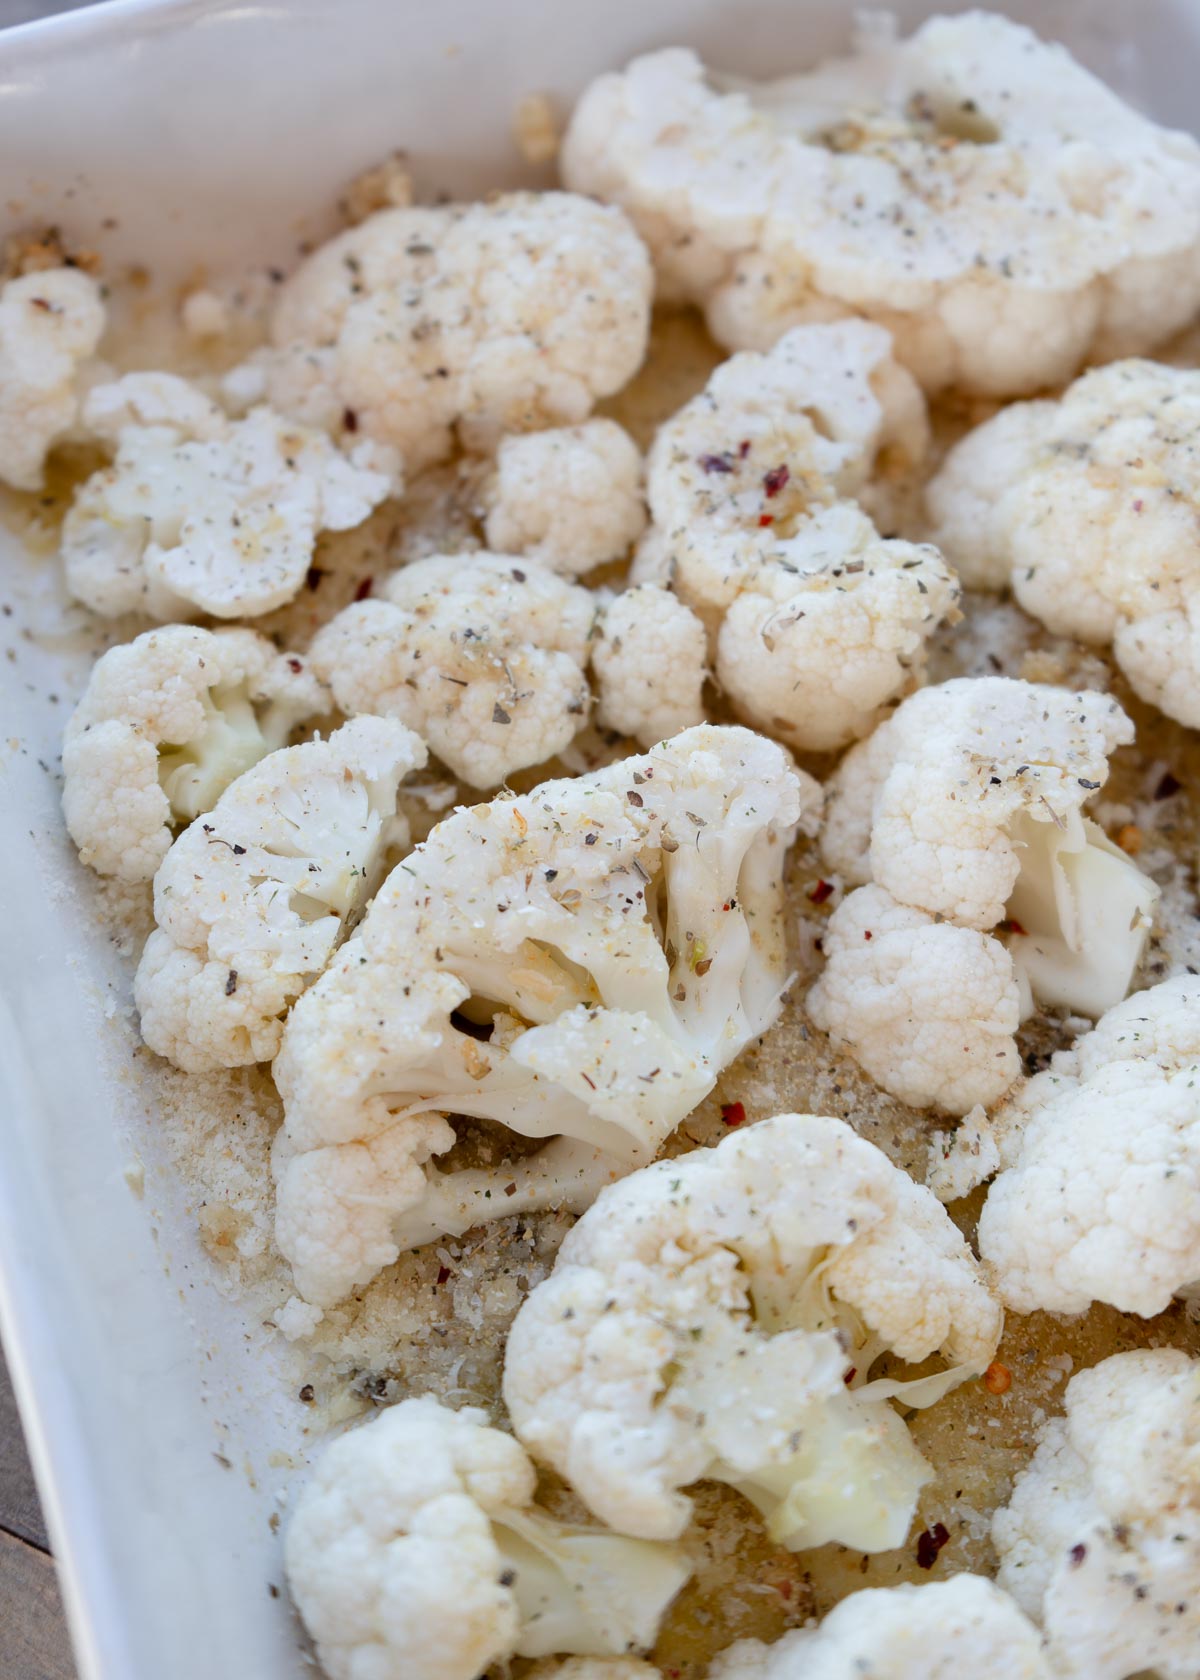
[638,321,956,752]
[929,359,1200,729]
[978,976,1200,1317]
[993,1349,1200,1680]
[562,12,1200,395]
[62,625,326,880]
[481,420,647,575]
[286,1396,688,1680]
[0,266,105,490]
[309,552,594,787]
[273,725,816,1306]
[135,716,426,1073]
[230,194,652,471]
[710,1576,1053,1680]
[62,371,398,619]
[503,1113,1001,1550]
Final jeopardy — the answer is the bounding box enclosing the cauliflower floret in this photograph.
[309,552,594,787]
[0,266,105,490]
[807,884,1021,1114]
[134,715,425,1073]
[503,1112,1001,1549]
[639,321,956,752]
[993,1349,1200,1679]
[61,371,398,619]
[592,584,707,747]
[481,421,646,576]
[562,13,1200,396]
[978,975,1200,1316]
[928,360,1200,728]
[273,724,817,1306]
[62,625,326,880]
[711,1577,1052,1680]
[286,1396,688,1680]
[230,194,652,472]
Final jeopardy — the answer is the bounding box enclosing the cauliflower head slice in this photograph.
[134,715,426,1073]
[503,1112,1000,1550]
[993,1349,1200,1680]
[821,676,1156,1017]
[807,883,1021,1115]
[562,13,1200,396]
[930,359,1200,729]
[61,372,399,619]
[0,266,106,491]
[978,975,1200,1316]
[481,420,647,576]
[62,624,326,881]
[640,322,955,751]
[309,551,594,788]
[272,724,817,1307]
[285,1395,689,1680]
[592,584,708,748]
[710,1576,1052,1680]
[233,194,652,472]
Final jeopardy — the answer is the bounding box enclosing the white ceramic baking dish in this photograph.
[0,1,1197,1675]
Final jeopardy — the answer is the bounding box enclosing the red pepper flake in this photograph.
[916,1523,950,1569]
[757,513,775,528]
[1156,770,1183,800]
[30,296,51,312]
[698,451,735,474]
[342,407,359,432]
[983,1360,1012,1395]
[1000,916,1027,937]
[354,576,374,601]
[808,879,834,904]
[843,1367,857,1385]
[1132,499,1143,513]
[436,1264,451,1286]
[287,656,303,673]
[721,1101,746,1128]
[863,929,873,941]
[738,439,751,458]
[763,464,790,498]
[1069,1542,1087,1568]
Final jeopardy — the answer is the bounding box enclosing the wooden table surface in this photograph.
[2,2,92,1672]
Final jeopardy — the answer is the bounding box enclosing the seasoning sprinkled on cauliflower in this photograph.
[229,194,652,472]
[309,552,594,787]
[0,265,105,490]
[61,372,398,620]
[807,883,1021,1114]
[592,584,707,747]
[62,625,326,881]
[639,321,956,752]
[928,359,1200,728]
[978,975,1200,1316]
[503,1113,1001,1549]
[481,420,647,575]
[285,1396,689,1680]
[134,715,425,1073]
[709,1576,1053,1680]
[993,1349,1200,1680]
[273,725,816,1306]
[562,12,1200,395]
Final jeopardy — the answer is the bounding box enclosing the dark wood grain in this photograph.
[0,1528,76,1680]
[0,1353,50,1552]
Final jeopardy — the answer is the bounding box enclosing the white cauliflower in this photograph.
[61,371,398,619]
[928,359,1200,728]
[710,1576,1053,1680]
[285,1396,689,1680]
[812,677,1156,1112]
[481,421,646,575]
[993,1349,1200,1680]
[807,884,1021,1114]
[638,321,957,752]
[0,266,105,490]
[503,1112,1001,1549]
[562,12,1200,396]
[977,975,1200,1317]
[134,715,425,1073]
[272,725,816,1307]
[62,625,326,881]
[592,584,708,747]
[230,194,652,472]
[308,552,594,787]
